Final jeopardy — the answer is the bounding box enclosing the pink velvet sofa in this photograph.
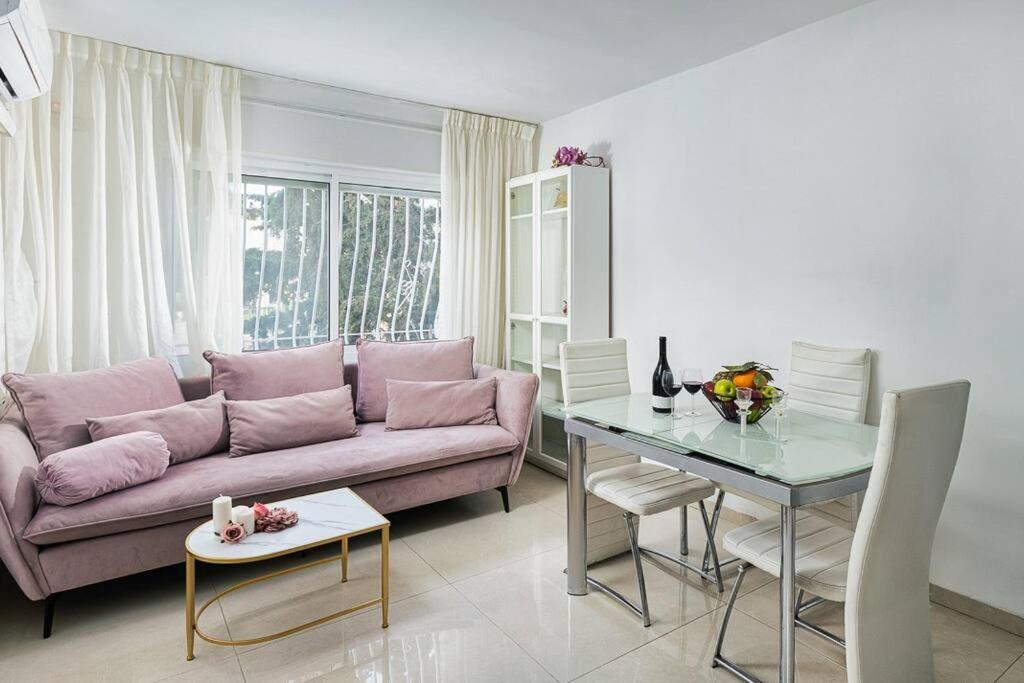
[0,361,538,637]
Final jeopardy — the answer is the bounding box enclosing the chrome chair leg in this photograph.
[638,499,726,593]
[712,563,762,682]
[624,512,652,627]
[702,490,726,573]
[698,500,724,593]
[794,589,846,648]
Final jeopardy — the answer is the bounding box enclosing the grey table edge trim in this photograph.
[564,417,870,507]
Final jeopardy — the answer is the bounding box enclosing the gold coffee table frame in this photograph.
[185,522,389,660]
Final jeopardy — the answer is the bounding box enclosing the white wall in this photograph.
[538,0,1024,617]
[240,72,442,186]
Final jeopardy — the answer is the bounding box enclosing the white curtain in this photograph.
[0,32,242,378]
[438,109,535,366]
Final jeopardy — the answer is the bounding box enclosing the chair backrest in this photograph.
[845,380,970,683]
[788,341,871,423]
[559,338,631,407]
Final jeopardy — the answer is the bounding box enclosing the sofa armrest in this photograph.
[475,365,539,485]
[0,419,49,600]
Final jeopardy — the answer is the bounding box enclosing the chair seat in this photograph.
[723,513,853,602]
[586,462,716,516]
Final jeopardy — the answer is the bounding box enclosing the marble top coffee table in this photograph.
[184,487,390,661]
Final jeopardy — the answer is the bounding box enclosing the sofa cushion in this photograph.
[204,339,346,401]
[356,337,475,422]
[385,378,497,430]
[36,432,171,506]
[226,386,358,457]
[86,392,229,465]
[23,421,519,545]
[2,358,184,459]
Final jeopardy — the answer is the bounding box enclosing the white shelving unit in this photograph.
[505,165,610,476]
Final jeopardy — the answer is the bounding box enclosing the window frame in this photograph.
[240,162,442,350]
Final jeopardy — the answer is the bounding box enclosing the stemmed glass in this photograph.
[735,387,753,435]
[772,388,788,441]
[680,368,703,417]
[660,370,683,418]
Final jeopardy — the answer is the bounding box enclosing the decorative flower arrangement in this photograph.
[551,145,605,168]
[255,504,299,533]
[221,521,247,544]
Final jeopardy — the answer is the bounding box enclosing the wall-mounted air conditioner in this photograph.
[0,0,52,136]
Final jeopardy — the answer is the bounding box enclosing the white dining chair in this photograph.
[712,380,971,682]
[560,338,725,626]
[789,341,872,529]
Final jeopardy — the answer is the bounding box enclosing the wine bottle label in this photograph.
[651,395,672,410]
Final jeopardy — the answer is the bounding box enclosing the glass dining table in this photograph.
[562,393,878,683]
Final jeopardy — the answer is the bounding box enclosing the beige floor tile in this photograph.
[237,585,554,683]
[0,564,233,682]
[932,604,1024,683]
[155,655,245,682]
[209,537,445,648]
[399,493,566,582]
[999,654,1024,682]
[454,546,720,682]
[511,463,568,517]
[576,607,847,682]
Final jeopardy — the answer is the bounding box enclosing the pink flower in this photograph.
[256,506,299,533]
[252,502,269,520]
[552,145,587,167]
[221,522,246,544]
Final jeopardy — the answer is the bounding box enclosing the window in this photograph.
[241,176,441,351]
[338,187,441,345]
[242,177,331,351]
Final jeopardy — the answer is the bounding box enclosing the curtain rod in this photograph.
[53,29,538,128]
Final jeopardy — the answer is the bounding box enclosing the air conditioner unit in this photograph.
[0,0,52,136]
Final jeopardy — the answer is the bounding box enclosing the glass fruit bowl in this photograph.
[701,382,774,424]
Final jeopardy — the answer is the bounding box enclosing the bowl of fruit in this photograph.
[701,362,782,424]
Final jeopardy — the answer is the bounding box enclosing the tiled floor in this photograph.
[1,463,1022,682]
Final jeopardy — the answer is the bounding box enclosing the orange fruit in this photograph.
[732,370,757,389]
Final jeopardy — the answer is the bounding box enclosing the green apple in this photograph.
[761,386,777,399]
[714,379,736,401]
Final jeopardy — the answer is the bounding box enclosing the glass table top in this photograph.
[564,393,878,485]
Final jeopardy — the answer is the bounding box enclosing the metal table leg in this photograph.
[567,433,588,596]
[779,505,796,683]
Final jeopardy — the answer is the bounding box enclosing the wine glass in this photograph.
[681,368,703,417]
[660,369,683,417]
[773,388,788,440]
[736,387,754,435]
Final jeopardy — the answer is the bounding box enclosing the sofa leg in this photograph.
[496,486,510,513]
[42,594,56,639]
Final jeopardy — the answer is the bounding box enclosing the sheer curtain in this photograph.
[438,109,535,366]
[0,33,242,378]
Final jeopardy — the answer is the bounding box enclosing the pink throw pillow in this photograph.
[203,339,345,401]
[35,431,171,506]
[356,337,475,422]
[2,358,184,459]
[225,385,358,457]
[385,378,498,430]
[86,392,230,465]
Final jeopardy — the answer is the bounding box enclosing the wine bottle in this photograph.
[652,336,672,413]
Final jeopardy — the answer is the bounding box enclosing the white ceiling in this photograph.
[41,0,875,123]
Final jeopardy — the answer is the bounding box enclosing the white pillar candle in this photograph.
[232,506,255,536]
[212,495,232,535]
